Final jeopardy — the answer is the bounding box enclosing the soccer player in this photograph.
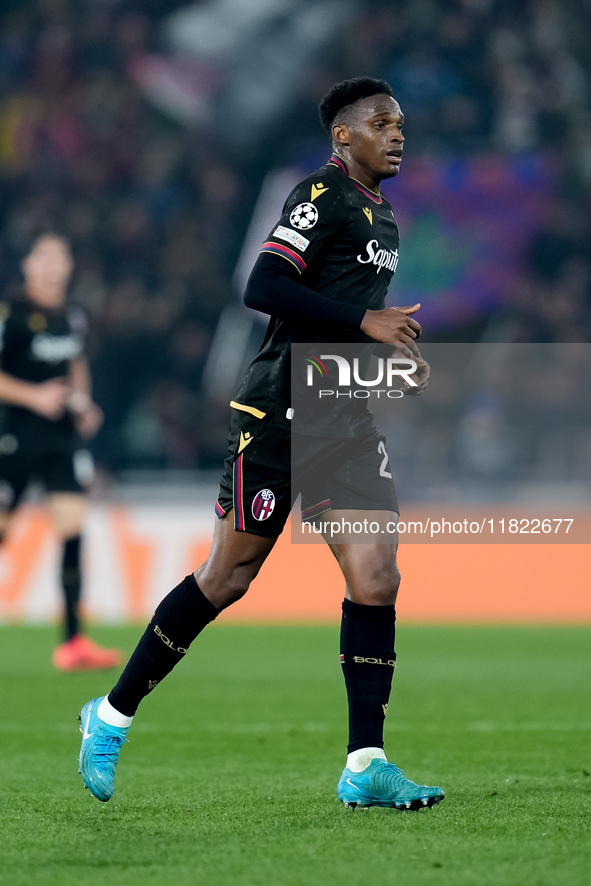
[0,232,121,671]
[79,78,445,810]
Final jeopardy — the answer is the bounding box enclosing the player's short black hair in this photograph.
[318,77,395,134]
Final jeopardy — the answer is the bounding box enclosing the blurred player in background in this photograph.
[0,232,121,671]
[78,78,444,811]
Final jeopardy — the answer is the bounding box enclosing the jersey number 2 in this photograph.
[378,441,392,479]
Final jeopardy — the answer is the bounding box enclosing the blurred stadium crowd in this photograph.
[0,0,590,476]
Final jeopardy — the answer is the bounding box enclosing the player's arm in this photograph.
[246,179,372,328]
[67,356,103,439]
[246,177,421,342]
[245,255,421,343]
[244,253,366,327]
[0,361,68,420]
[245,179,366,327]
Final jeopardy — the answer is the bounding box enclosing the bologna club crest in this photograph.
[252,488,276,521]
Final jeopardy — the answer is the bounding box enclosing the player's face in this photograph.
[22,236,73,306]
[336,95,405,182]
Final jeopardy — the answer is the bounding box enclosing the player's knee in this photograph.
[195,557,261,609]
[220,570,253,607]
[351,558,400,606]
[49,496,87,539]
[364,576,399,607]
[56,521,84,540]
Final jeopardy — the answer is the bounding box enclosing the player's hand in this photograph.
[394,342,430,395]
[360,304,421,344]
[27,378,69,420]
[68,394,104,439]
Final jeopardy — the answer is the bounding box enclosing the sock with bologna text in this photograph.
[62,535,82,641]
[108,574,219,717]
[340,598,396,755]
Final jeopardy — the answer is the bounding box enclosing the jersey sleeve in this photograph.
[259,175,345,275]
[244,253,366,328]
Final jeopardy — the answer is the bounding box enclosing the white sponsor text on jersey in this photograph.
[356,239,399,274]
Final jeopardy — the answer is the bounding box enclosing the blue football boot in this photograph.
[338,757,444,810]
[78,696,129,802]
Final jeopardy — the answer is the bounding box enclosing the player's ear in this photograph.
[332,123,350,147]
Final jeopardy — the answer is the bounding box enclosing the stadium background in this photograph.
[0,0,590,623]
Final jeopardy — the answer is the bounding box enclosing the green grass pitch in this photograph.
[0,623,589,886]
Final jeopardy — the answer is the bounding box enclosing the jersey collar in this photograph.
[327,152,383,204]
